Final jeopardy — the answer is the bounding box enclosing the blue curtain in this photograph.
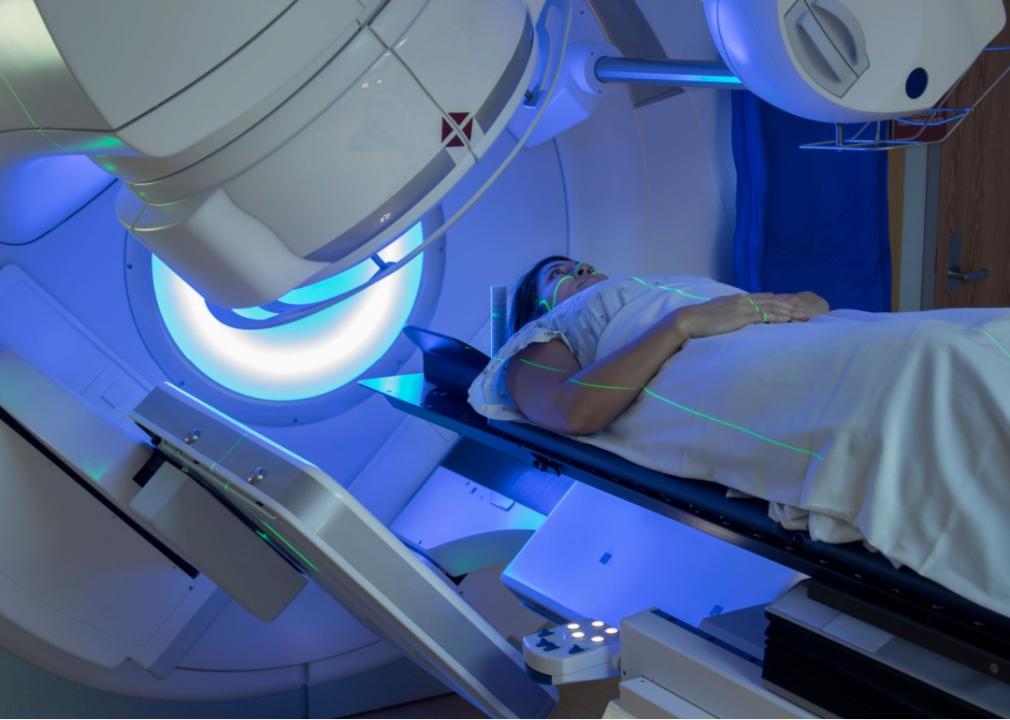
[731,92,891,312]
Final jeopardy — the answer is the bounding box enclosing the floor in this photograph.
[351,677,621,718]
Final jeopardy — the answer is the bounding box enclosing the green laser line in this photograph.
[0,65,38,128]
[209,435,245,472]
[262,521,320,573]
[571,378,640,391]
[980,329,1010,361]
[515,356,821,460]
[0,65,70,152]
[538,264,600,313]
[642,387,822,461]
[550,275,574,309]
[520,358,663,391]
[744,295,768,323]
[631,276,711,302]
[519,357,565,372]
[671,288,710,301]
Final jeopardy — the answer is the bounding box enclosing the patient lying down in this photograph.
[468,256,1010,618]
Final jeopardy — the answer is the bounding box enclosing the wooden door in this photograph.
[934,0,1010,309]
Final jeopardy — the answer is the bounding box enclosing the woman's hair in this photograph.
[509,255,573,335]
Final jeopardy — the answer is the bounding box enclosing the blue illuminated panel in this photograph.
[152,224,424,401]
[1,155,111,244]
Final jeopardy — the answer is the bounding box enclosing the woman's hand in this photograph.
[673,293,809,339]
[783,291,830,320]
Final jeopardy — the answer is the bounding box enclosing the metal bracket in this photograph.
[532,453,565,476]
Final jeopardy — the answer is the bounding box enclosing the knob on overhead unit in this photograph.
[703,0,1006,123]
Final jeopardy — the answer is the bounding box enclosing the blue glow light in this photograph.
[0,155,111,243]
[278,258,375,307]
[152,224,424,401]
[232,306,277,320]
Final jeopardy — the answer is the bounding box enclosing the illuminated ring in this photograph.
[125,211,445,426]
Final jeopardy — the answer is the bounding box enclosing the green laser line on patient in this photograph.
[744,294,769,323]
[500,262,824,454]
[507,274,1004,462]
[538,261,599,312]
[515,356,823,461]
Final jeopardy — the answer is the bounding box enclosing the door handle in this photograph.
[946,232,990,292]
[947,269,990,282]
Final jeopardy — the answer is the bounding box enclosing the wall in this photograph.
[559,0,737,282]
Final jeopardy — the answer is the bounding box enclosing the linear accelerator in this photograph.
[0,0,1007,717]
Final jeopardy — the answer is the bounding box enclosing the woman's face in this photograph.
[536,259,607,310]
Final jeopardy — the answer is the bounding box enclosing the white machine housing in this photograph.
[606,607,809,718]
[0,0,541,308]
[126,382,558,718]
[704,0,1007,123]
[1,0,1008,715]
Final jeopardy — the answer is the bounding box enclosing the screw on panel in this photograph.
[248,467,267,485]
[184,429,201,445]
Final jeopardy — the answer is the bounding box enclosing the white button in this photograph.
[605,627,618,635]
[591,620,605,628]
[572,631,585,639]
[566,623,580,630]
[591,635,604,643]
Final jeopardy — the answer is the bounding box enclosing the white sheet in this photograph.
[469,275,1010,617]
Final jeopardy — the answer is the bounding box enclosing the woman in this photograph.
[501,255,829,435]
[468,255,1010,618]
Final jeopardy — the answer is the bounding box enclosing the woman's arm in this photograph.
[506,293,805,435]
[505,316,686,435]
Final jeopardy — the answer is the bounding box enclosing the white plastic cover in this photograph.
[704,0,1006,122]
[130,384,558,718]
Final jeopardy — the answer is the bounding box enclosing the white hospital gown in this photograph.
[468,275,1010,617]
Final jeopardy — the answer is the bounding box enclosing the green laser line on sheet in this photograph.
[630,276,711,301]
[979,329,1010,361]
[516,356,821,461]
[262,521,320,573]
[642,387,822,461]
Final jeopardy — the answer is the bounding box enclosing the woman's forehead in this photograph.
[539,259,572,278]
